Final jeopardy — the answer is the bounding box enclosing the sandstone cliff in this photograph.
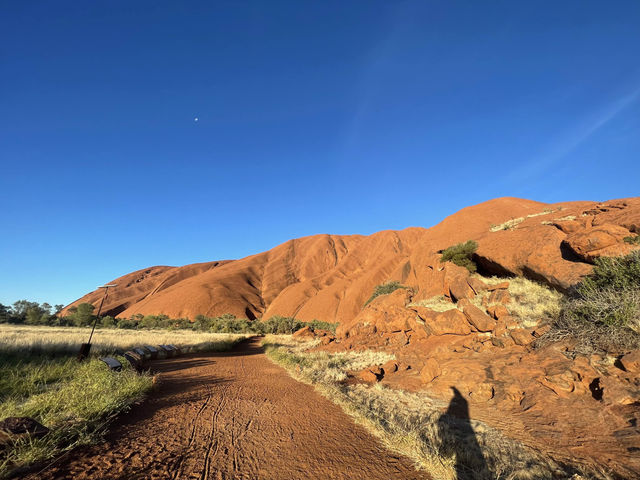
[63,196,640,322]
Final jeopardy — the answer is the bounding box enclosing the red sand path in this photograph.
[27,338,430,480]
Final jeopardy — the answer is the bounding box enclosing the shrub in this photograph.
[539,251,640,354]
[363,281,406,307]
[624,235,640,245]
[116,318,139,329]
[440,240,478,272]
[307,320,338,333]
[261,316,304,334]
[565,288,640,329]
[100,316,116,328]
[578,251,640,293]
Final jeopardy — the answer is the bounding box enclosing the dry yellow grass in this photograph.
[506,277,562,325]
[411,276,561,330]
[409,295,458,312]
[468,276,561,328]
[0,324,248,357]
[526,209,553,218]
[489,217,525,232]
[555,215,576,221]
[263,336,566,480]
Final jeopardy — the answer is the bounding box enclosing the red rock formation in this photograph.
[62,197,640,322]
[62,196,640,476]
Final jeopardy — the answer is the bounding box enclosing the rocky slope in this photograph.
[63,196,640,321]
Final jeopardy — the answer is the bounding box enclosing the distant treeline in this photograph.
[0,301,337,334]
[0,300,64,325]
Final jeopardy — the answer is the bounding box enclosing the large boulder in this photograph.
[359,366,383,383]
[510,328,536,346]
[459,299,496,332]
[292,326,315,338]
[443,264,476,301]
[338,288,415,338]
[411,306,472,335]
[420,358,441,384]
[563,224,636,263]
[619,350,640,373]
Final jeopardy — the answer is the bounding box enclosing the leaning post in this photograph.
[77,284,117,361]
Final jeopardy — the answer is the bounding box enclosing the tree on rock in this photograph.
[440,240,478,272]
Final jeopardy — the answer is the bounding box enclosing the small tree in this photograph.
[440,240,478,272]
[101,316,116,328]
[71,303,96,327]
[0,303,9,323]
[25,305,47,325]
[11,300,40,323]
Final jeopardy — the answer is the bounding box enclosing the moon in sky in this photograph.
[194,117,199,122]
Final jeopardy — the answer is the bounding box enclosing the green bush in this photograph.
[116,318,138,329]
[100,316,116,328]
[440,240,478,272]
[578,251,640,294]
[363,281,406,307]
[540,251,640,354]
[307,319,338,333]
[623,235,640,245]
[12,301,338,336]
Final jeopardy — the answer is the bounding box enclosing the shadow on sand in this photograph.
[437,387,492,480]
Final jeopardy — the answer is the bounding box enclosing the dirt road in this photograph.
[28,338,430,480]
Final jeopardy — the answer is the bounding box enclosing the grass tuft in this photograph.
[504,278,562,326]
[363,282,407,308]
[409,296,458,312]
[468,276,561,328]
[489,218,524,232]
[0,356,152,477]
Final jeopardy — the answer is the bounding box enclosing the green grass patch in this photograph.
[440,240,478,272]
[0,355,152,478]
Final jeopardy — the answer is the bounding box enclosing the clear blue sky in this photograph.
[1,1,639,307]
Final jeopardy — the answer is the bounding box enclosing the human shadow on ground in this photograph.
[437,387,492,480]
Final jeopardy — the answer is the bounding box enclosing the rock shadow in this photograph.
[437,387,492,480]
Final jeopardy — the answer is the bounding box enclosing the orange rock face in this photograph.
[63,197,640,322]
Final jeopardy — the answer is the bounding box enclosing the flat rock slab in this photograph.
[26,338,429,480]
